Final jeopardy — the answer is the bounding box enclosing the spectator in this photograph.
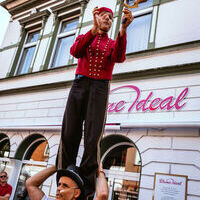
[0,171,12,200]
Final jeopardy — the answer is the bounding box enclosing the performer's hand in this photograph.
[120,8,134,36]
[91,6,100,35]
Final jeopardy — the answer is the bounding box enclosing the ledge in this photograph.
[0,121,199,132]
[0,62,199,95]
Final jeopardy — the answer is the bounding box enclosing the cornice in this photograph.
[51,0,88,13]
[50,0,89,19]
[0,0,49,16]
[19,9,51,29]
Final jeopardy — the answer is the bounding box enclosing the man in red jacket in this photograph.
[0,171,12,200]
[57,6,133,199]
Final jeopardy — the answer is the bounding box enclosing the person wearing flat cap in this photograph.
[56,5,133,199]
[26,164,108,200]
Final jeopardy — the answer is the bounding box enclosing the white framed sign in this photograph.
[153,173,188,200]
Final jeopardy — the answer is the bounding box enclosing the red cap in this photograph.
[98,7,113,16]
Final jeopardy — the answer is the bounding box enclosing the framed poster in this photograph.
[153,173,188,200]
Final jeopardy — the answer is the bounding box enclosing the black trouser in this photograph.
[57,76,109,198]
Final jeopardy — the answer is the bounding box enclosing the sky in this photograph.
[0,0,10,46]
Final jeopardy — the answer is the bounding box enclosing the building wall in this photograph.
[104,129,200,200]
[0,72,199,128]
[156,0,200,47]
[0,0,200,199]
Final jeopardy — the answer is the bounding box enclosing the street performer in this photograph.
[56,6,133,199]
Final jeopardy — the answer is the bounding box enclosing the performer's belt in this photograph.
[75,74,109,83]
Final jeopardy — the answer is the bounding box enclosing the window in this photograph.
[51,18,79,68]
[0,136,10,172]
[126,0,153,53]
[103,144,141,200]
[15,30,40,75]
[13,138,49,200]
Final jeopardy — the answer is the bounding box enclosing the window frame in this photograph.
[49,17,79,69]
[126,5,154,54]
[14,28,41,76]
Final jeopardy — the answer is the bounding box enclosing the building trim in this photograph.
[0,43,19,52]
[0,61,199,95]
[7,29,27,77]
[160,0,176,4]
[2,38,200,76]
[1,122,200,132]
[19,9,51,30]
[1,0,49,16]
[41,18,60,71]
[148,5,159,49]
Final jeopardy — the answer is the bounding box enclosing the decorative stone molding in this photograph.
[51,0,89,20]
[0,0,49,16]
[19,9,51,30]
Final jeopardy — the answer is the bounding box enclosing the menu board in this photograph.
[153,173,188,200]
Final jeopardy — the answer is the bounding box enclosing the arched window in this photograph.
[101,135,142,200]
[12,134,49,200]
[0,134,10,172]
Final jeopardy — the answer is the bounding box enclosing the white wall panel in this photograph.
[142,162,170,175]
[0,88,69,104]
[188,180,200,196]
[172,137,200,151]
[38,99,66,109]
[114,47,200,74]
[142,149,200,167]
[33,38,50,72]
[138,188,153,200]
[47,107,64,117]
[5,110,25,118]
[174,111,200,122]
[136,136,171,153]
[171,164,200,181]
[177,85,200,98]
[0,48,16,79]
[24,109,49,118]
[82,0,117,23]
[156,0,200,47]
[43,14,54,35]
[0,68,75,92]
[148,128,199,137]
[16,101,39,110]
[140,175,154,189]
[1,20,21,48]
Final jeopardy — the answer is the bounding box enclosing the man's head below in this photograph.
[56,165,84,200]
[97,7,113,33]
[0,171,8,184]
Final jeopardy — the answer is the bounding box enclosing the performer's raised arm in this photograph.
[111,8,133,63]
[26,166,56,200]
[70,6,101,58]
[94,163,109,200]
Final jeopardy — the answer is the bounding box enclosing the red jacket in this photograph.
[70,30,127,80]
